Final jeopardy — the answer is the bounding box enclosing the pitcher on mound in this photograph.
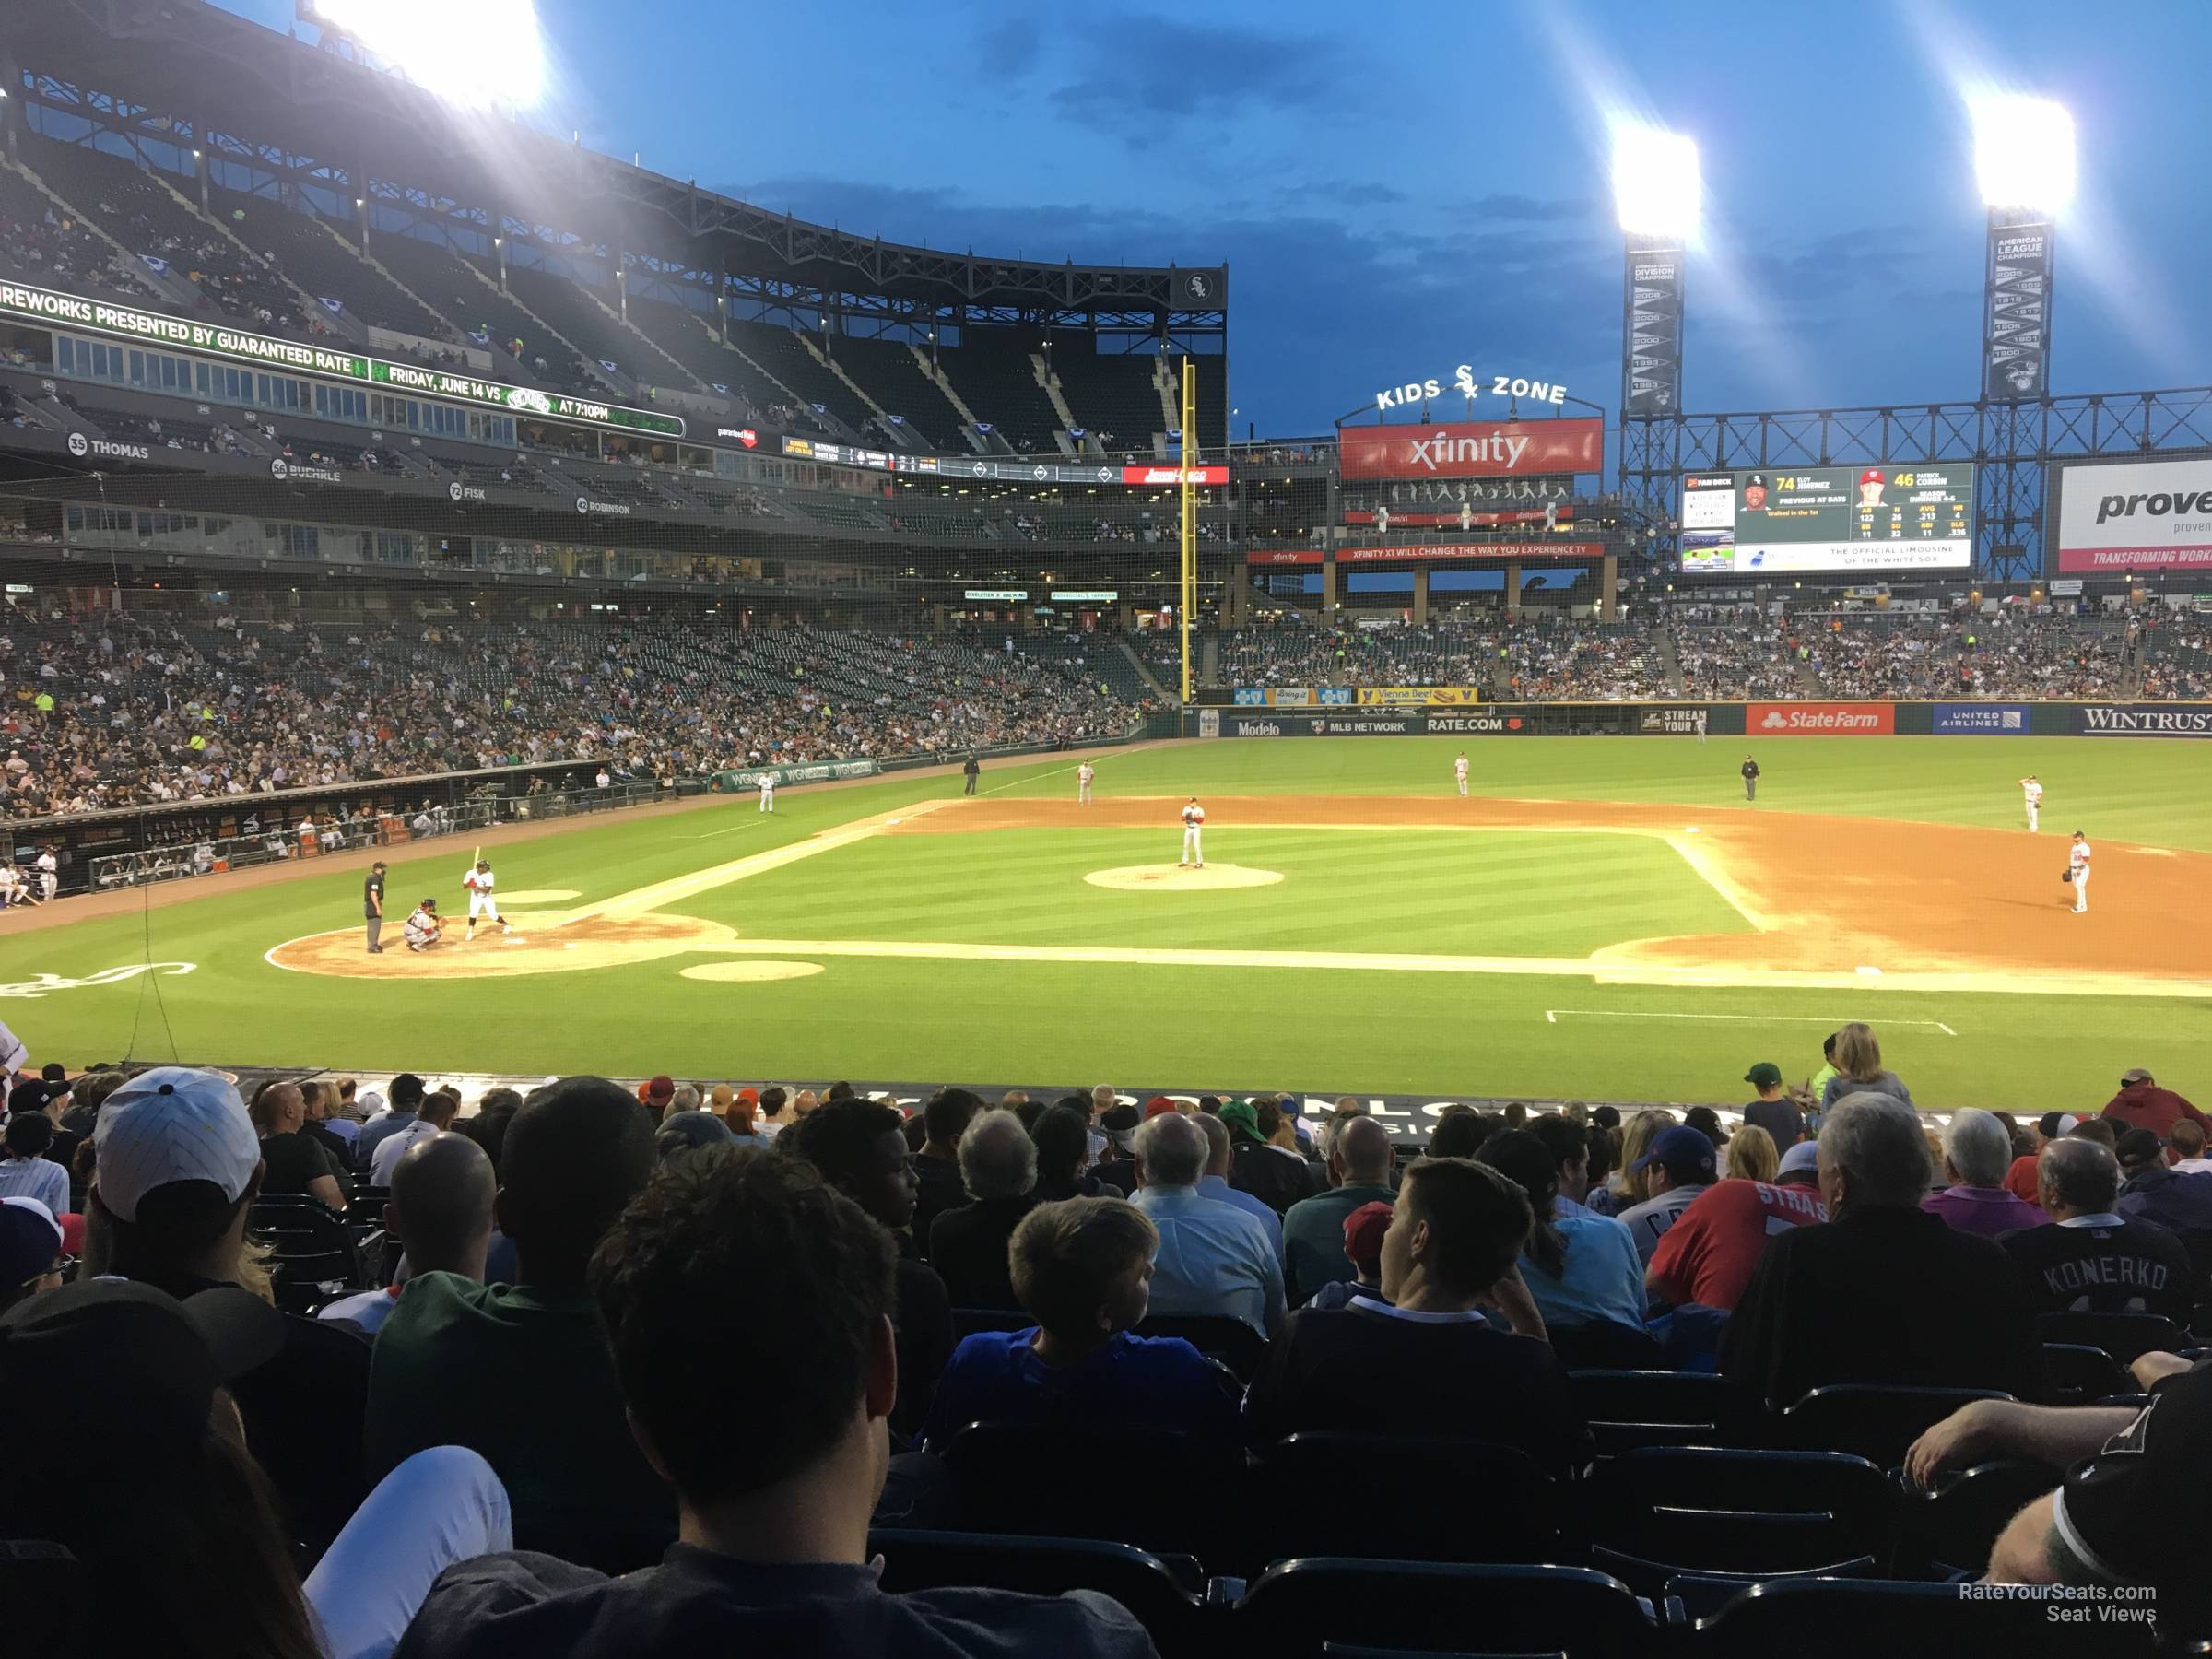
[463,858,512,940]
[1180,798,1206,869]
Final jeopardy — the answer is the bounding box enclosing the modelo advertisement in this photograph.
[1746,702,1897,735]
[2069,705,2212,738]
[2053,459,2212,571]
[1932,703,2032,734]
[1336,418,1604,481]
[1679,465,1974,575]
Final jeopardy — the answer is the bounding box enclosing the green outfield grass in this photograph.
[4,734,2208,1109]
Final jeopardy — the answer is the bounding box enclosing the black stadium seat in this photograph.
[1893,1457,2060,1577]
[945,1422,1240,1558]
[1251,1433,1563,1568]
[1230,1559,1656,1659]
[1570,1369,1757,1453]
[247,1194,364,1314]
[1777,1384,2016,1467]
[2036,1311,2187,1368]
[867,1530,1207,1658]
[0,1541,87,1653]
[1134,1312,1270,1382]
[2041,1342,2131,1406]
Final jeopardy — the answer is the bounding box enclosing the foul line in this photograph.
[1547,1008,1958,1035]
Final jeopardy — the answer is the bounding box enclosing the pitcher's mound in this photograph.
[1084,864,1284,892]
[678,960,825,984]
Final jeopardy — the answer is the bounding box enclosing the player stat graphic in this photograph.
[1678,464,1976,575]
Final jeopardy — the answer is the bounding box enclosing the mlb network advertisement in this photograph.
[1337,418,1604,481]
[1678,465,1975,574]
[2053,459,2212,571]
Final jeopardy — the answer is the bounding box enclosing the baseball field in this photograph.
[4,734,2210,1110]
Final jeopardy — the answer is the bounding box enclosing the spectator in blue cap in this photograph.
[1614,1124,1718,1265]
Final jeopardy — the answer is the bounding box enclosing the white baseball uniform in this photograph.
[1694,710,1707,745]
[759,774,775,813]
[0,867,17,908]
[1453,756,1469,797]
[2022,780,2043,832]
[2070,839,2091,912]
[464,866,504,934]
[1180,803,1206,867]
[34,852,55,902]
[1077,762,1094,804]
[404,907,441,950]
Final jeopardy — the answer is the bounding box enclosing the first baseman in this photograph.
[1077,760,1095,804]
[463,858,510,940]
[1179,798,1206,868]
[1453,751,1469,797]
[2068,830,2092,913]
[2019,774,2043,833]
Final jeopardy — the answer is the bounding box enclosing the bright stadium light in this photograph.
[1971,94,2076,215]
[311,0,547,111]
[1611,125,1700,241]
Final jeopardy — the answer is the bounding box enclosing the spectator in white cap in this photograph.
[0,1194,65,1315]
[86,1065,375,1553]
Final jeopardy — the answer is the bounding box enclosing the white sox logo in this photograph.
[0,962,195,998]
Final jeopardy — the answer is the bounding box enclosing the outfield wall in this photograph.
[1179,700,2212,739]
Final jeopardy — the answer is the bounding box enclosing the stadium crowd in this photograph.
[1,1029,2207,1652]
[0,609,1145,820]
[1214,618,1670,699]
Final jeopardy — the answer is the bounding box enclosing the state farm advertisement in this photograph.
[1337,418,1604,480]
[2054,459,2212,571]
[1747,702,1896,735]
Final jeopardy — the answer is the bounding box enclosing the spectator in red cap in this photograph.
[640,1076,676,1123]
[1304,1200,1393,1310]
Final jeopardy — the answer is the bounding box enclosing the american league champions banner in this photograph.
[1983,221,2052,401]
[1623,241,1685,417]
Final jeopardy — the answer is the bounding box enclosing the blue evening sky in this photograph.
[214,0,2202,438]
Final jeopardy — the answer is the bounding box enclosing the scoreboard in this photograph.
[1678,464,1976,574]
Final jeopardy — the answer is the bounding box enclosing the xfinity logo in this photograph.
[2096,489,2212,525]
[1407,432,1532,473]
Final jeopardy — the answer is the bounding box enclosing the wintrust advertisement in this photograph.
[1336,418,1603,480]
[1747,702,1896,735]
[2054,460,2212,571]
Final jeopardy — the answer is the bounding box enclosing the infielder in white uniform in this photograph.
[1693,709,1708,745]
[2019,774,2043,832]
[1077,761,1095,804]
[1453,752,1469,797]
[758,774,775,814]
[2068,830,2091,913]
[1179,798,1206,868]
[463,859,510,940]
[34,850,55,903]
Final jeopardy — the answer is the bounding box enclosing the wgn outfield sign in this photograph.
[0,277,684,438]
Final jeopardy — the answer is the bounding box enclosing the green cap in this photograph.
[1218,1100,1261,1140]
[1744,1063,1783,1088]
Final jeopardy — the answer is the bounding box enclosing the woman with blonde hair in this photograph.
[1818,1021,1917,1113]
[1590,1109,1676,1217]
[1726,1124,1779,1183]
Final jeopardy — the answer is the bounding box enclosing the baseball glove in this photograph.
[2061,868,2075,884]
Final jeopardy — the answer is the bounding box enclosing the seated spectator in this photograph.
[1615,1124,1717,1264]
[396,1149,1156,1658]
[2171,1119,2212,1174]
[1924,1109,2050,1236]
[371,1085,464,1185]
[653,1110,735,1161]
[1243,1157,1585,1475]
[1721,1092,2043,1406]
[1281,1115,1397,1304]
[320,1131,496,1335]
[1030,1102,1118,1201]
[1221,1099,1316,1216]
[461,1085,523,1171]
[87,1065,372,1553]
[922,1195,1235,1450]
[298,1079,356,1171]
[1817,1021,1916,1113]
[781,1098,950,1440]
[1129,1109,1285,1335]
[1090,1100,1141,1195]
[2100,1066,2207,1140]
[1646,1158,1827,1312]
[365,1075,670,1570]
[1740,1062,1804,1147]
[1905,1374,2212,1630]
[927,1109,1040,1310]
[1425,1106,1496,1163]
[0,1194,65,1314]
[912,1087,982,1247]
[1588,1109,1673,1218]
[355,1071,427,1171]
[2006,1112,2077,1203]
[1192,1112,1285,1252]
[1303,1201,1393,1310]
[1479,1128,1646,1337]
[249,1079,348,1210]
[1725,1124,1780,1183]
[1999,1137,2195,1320]
[1526,1113,1598,1217]
[2114,1127,2212,1232]
[754,1085,790,1141]
[0,1111,69,1219]
[2071,1117,2119,1151]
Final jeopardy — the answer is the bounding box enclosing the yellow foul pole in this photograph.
[1180,358,1196,703]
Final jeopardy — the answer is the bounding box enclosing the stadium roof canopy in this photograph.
[3,0,1227,334]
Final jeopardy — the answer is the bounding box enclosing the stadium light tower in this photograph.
[1971,95,2073,402]
[1612,126,1697,429]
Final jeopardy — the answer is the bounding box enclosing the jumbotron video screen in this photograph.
[1678,464,1976,574]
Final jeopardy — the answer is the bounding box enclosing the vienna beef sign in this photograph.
[1338,418,1604,481]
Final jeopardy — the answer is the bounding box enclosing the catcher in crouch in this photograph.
[403,897,444,952]
[463,858,512,940]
